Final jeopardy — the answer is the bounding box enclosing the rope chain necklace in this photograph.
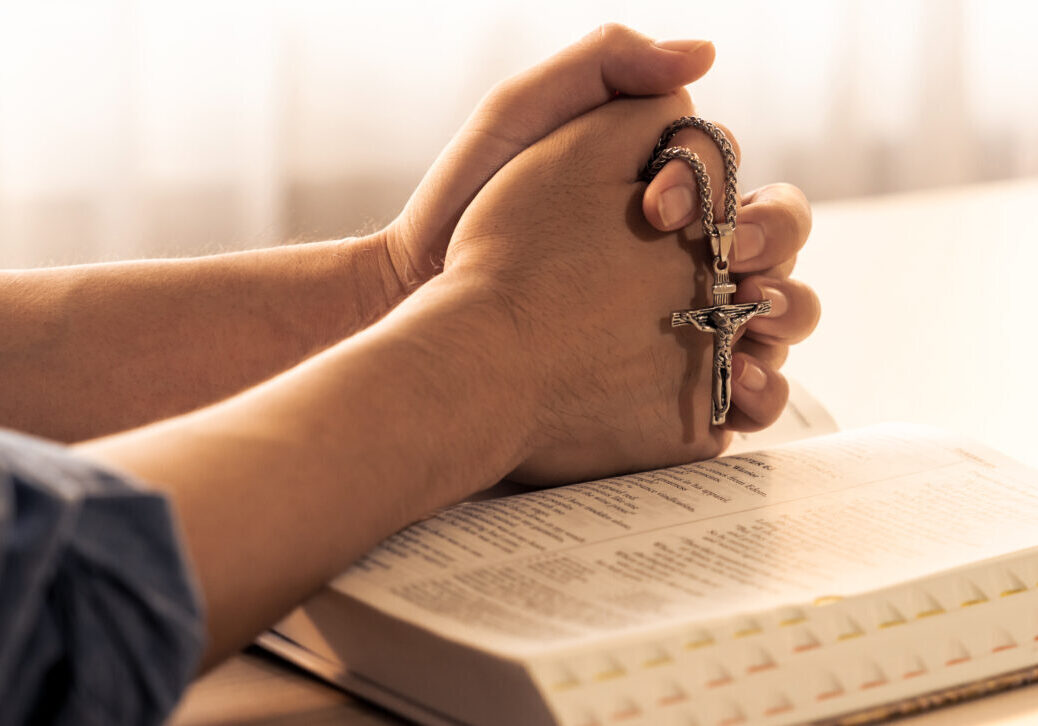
[641,116,772,425]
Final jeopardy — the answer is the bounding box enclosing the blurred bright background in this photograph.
[1,0,1037,267]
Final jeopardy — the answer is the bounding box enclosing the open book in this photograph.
[261,387,1038,725]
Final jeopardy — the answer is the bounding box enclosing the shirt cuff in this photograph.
[0,429,205,726]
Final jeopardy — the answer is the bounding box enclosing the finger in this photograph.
[723,355,789,432]
[590,25,717,96]
[570,91,699,172]
[474,25,715,149]
[641,119,742,231]
[730,183,812,273]
[396,25,716,283]
[752,255,797,280]
[736,276,821,345]
[733,338,789,370]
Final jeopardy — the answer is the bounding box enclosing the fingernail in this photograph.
[759,285,788,317]
[735,224,765,262]
[654,39,711,53]
[738,358,768,392]
[658,186,694,228]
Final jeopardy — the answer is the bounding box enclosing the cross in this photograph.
[671,225,771,425]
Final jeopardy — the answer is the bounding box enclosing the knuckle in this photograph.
[802,284,822,335]
[478,78,521,124]
[782,281,822,343]
[741,272,775,293]
[768,257,797,278]
[763,196,807,247]
[644,89,693,126]
[596,22,633,45]
[736,341,788,369]
[485,77,514,103]
[734,357,789,427]
[664,116,734,177]
[780,182,811,211]
[768,374,791,421]
[669,86,693,112]
[697,428,731,460]
[709,119,742,166]
[761,344,789,369]
[779,183,813,238]
[556,108,610,152]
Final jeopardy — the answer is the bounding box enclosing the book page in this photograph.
[725,378,838,455]
[329,425,1038,655]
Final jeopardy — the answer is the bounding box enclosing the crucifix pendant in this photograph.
[641,116,770,426]
[670,224,771,425]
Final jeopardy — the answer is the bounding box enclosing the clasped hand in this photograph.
[382,24,820,483]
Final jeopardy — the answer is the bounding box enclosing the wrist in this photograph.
[324,231,408,336]
[372,269,539,496]
[381,220,428,296]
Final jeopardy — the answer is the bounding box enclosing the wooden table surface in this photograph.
[169,179,1038,725]
[167,647,404,726]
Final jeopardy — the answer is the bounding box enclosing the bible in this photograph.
[260,389,1038,725]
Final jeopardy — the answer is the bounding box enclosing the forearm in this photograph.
[77,271,533,668]
[0,233,404,441]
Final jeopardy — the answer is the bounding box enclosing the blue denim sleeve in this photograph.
[0,429,204,726]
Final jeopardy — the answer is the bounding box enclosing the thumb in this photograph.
[390,25,714,289]
[483,24,714,141]
[597,29,716,96]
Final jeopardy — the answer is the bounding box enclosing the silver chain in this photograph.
[640,116,739,259]
[643,117,766,428]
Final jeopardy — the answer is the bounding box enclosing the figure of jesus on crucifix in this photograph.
[672,299,772,425]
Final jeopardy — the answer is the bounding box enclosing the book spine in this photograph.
[819,664,1038,726]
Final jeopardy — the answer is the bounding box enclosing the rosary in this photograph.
[641,117,771,426]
